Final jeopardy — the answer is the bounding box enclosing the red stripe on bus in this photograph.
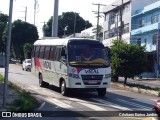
[36,58,42,70]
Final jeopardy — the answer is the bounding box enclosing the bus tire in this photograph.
[97,88,106,97]
[39,74,45,87]
[60,80,68,96]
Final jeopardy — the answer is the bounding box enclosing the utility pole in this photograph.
[41,21,46,37]
[119,0,123,40]
[19,6,27,22]
[3,0,13,108]
[116,14,119,40]
[73,12,79,37]
[34,0,38,25]
[92,3,106,41]
[52,0,59,37]
[157,30,160,79]
[25,7,27,22]
[112,0,124,40]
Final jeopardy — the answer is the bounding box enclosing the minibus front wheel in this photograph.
[60,80,68,96]
[97,88,106,97]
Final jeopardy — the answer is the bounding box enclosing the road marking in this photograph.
[45,98,73,109]
[116,98,151,110]
[143,117,156,120]
[91,98,131,110]
[68,98,106,111]
[28,85,74,109]
[108,89,129,92]
[37,102,46,110]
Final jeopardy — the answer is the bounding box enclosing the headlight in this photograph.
[105,74,111,78]
[69,73,80,79]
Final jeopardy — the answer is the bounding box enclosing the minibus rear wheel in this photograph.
[39,74,45,87]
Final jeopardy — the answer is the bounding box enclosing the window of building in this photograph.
[152,34,157,45]
[109,28,116,38]
[137,38,141,45]
[151,14,159,24]
[123,23,129,34]
[109,14,115,24]
[138,18,145,27]
[104,31,109,39]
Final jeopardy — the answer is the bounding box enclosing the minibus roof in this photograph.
[34,38,99,46]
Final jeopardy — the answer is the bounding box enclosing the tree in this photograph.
[23,43,33,59]
[111,40,147,84]
[92,25,103,39]
[3,19,38,60]
[43,12,92,37]
[0,13,8,53]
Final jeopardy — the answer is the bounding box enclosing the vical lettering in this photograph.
[43,61,51,69]
[85,69,99,74]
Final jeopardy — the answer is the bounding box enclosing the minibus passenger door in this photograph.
[60,47,67,69]
[59,47,67,78]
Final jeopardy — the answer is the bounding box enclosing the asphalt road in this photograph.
[0,64,159,120]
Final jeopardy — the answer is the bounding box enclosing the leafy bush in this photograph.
[0,74,4,83]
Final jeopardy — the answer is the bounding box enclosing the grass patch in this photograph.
[0,74,39,111]
[0,74,4,83]
[8,82,39,112]
[8,90,38,112]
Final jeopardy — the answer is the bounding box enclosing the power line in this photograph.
[92,3,106,41]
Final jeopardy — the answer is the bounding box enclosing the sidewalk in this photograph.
[118,77,160,88]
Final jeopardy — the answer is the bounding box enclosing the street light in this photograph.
[63,26,68,37]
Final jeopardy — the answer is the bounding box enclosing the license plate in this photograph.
[88,81,97,84]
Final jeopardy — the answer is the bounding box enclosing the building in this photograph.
[103,0,160,78]
[81,26,95,39]
[66,26,103,42]
[102,0,159,47]
[131,0,160,78]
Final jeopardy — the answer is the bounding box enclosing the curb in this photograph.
[110,83,160,97]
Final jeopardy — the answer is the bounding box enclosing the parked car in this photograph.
[22,59,31,71]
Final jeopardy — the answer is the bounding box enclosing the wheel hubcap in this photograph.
[61,82,65,94]
[39,75,42,85]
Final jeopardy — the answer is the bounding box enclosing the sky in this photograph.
[0,0,116,37]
